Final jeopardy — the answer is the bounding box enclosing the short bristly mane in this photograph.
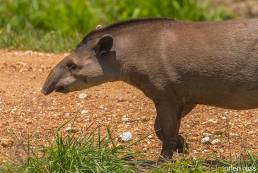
[76,17,175,48]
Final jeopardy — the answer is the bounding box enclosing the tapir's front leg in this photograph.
[154,98,181,160]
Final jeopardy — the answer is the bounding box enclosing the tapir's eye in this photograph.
[67,62,77,71]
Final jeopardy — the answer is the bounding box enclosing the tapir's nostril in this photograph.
[41,82,56,95]
[41,87,50,95]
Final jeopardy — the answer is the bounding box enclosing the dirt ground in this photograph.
[0,50,257,163]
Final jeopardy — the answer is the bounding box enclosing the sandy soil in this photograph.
[0,50,257,163]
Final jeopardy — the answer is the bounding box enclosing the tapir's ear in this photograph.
[95,34,113,56]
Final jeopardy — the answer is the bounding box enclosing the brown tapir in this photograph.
[42,18,258,159]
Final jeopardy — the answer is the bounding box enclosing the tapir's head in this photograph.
[41,33,119,95]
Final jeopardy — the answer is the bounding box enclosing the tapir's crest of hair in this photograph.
[77,17,174,48]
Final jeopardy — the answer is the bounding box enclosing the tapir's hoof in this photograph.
[177,135,188,153]
[158,156,169,163]
[158,150,173,162]
[158,143,175,162]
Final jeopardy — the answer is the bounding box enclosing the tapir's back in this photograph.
[114,19,258,79]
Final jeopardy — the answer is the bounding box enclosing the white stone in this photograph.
[99,105,104,109]
[78,93,87,99]
[221,116,227,120]
[211,139,220,145]
[201,136,210,144]
[148,134,154,139]
[65,125,77,133]
[119,132,132,142]
[11,108,16,114]
[81,110,89,114]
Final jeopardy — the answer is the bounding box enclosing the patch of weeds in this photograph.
[0,121,256,172]
[0,29,82,53]
[152,152,258,173]
[1,125,137,173]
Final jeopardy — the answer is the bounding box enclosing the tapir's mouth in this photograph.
[55,85,69,93]
[41,85,69,95]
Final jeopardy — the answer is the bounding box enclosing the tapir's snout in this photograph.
[41,61,66,95]
[41,87,51,95]
[41,69,60,95]
[41,84,67,95]
[41,56,82,95]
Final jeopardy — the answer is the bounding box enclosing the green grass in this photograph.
[0,0,231,52]
[1,125,137,173]
[1,124,257,173]
[0,30,82,53]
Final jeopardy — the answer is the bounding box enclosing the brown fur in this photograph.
[42,18,258,159]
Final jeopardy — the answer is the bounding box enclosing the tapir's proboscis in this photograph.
[42,18,258,160]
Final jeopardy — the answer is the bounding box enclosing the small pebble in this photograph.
[78,93,87,99]
[147,134,154,139]
[201,136,210,144]
[117,97,126,102]
[65,125,77,133]
[118,132,132,142]
[81,110,89,114]
[99,105,104,109]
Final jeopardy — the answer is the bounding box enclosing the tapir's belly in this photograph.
[183,80,258,110]
[200,91,258,110]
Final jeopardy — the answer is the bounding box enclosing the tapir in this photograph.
[42,18,258,159]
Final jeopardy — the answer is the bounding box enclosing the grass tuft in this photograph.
[0,126,136,173]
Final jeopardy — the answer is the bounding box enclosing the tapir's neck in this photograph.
[113,54,157,99]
